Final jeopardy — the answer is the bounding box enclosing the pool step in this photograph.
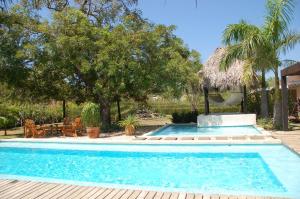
[133,135,280,144]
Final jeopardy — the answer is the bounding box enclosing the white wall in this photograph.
[197,114,256,127]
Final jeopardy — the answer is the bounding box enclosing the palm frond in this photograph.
[223,21,261,45]
[265,0,295,42]
[220,45,244,70]
[279,31,300,54]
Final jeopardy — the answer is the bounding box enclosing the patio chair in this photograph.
[73,117,85,136]
[62,117,84,137]
[24,119,46,138]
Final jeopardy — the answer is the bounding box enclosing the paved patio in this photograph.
[272,130,300,155]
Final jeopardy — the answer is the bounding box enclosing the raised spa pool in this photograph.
[0,142,299,198]
[148,124,261,136]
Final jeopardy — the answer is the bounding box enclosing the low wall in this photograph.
[197,113,256,127]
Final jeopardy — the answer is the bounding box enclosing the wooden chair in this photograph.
[24,119,46,138]
[73,117,85,136]
[62,117,84,137]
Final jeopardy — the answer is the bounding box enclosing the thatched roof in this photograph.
[199,47,244,89]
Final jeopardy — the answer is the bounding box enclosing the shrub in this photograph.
[172,111,198,123]
[257,118,274,130]
[81,103,100,127]
[118,115,139,127]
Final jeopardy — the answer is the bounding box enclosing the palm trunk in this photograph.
[273,66,282,129]
[261,69,269,118]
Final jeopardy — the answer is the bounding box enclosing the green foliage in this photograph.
[172,111,198,123]
[81,103,100,127]
[257,118,274,130]
[0,116,9,129]
[118,115,139,127]
[0,102,62,128]
[1,6,202,128]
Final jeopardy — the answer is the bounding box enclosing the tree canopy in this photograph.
[0,4,201,127]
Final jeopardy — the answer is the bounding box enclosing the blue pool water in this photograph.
[0,142,300,198]
[149,124,261,136]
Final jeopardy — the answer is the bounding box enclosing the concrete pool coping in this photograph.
[0,135,281,145]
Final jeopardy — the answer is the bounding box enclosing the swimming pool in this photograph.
[148,124,262,136]
[0,142,299,198]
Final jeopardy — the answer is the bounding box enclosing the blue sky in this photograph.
[137,0,300,66]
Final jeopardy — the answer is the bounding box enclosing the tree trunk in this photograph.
[243,85,247,113]
[203,87,209,115]
[62,99,66,119]
[100,101,111,129]
[4,128,7,136]
[261,69,269,118]
[117,98,121,121]
[273,66,282,129]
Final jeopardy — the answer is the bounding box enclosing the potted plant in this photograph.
[118,115,139,136]
[81,103,100,138]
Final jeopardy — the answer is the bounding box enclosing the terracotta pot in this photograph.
[86,127,100,138]
[125,125,135,136]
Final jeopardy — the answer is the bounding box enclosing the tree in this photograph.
[184,50,202,112]
[27,9,198,128]
[263,0,300,127]
[222,0,300,128]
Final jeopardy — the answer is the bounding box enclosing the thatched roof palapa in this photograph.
[199,47,244,90]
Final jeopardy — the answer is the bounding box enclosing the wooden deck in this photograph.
[0,179,287,199]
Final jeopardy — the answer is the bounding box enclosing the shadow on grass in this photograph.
[0,134,24,139]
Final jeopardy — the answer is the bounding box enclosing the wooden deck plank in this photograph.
[219,196,228,199]
[1,182,45,199]
[119,189,134,199]
[169,192,179,199]
[137,191,149,199]
[153,192,164,199]
[9,182,49,199]
[96,188,114,198]
[211,195,221,199]
[87,187,107,199]
[59,186,87,199]
[35,184,71,199]
[128,190,142,199]
[112,189,128,199]
[145,191,157,199]
[22,183,59,199]
[0,179,15,187]
[71,186,95,199]
[104,188,121,199]
[0,181,35,196]
[50,184,78,199]
[194,194,203,199]
[178,192,186,199]
[186,193,195,199]
[79,187,103,199]
[0,180,30,193]
[161,192,172,199]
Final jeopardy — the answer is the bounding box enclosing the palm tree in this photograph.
[221,21,271,118]
[222,0,300,128]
